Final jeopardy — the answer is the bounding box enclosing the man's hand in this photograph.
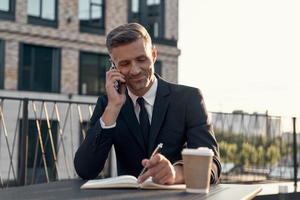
[102,68,126,126]
[106,68,126,106]
[138,154,184,185]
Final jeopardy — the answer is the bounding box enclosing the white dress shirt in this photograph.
[100,77,158,128]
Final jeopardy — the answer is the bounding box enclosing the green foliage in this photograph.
[240,143,257,167]
[215,129,286,168]
[266,145,281,166]
[256,146,265,166]
[219,141,237,163]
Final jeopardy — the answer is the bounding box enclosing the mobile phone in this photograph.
[110,61,121,93]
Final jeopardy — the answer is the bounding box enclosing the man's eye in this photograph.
[119,62,129,67]
[137,57,147,62]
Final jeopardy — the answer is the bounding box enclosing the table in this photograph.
[0,179,262,200]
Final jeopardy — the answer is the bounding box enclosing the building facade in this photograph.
[0,0,180,185]
[0,0,180,96]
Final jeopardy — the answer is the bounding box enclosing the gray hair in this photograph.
[106,23,152,52]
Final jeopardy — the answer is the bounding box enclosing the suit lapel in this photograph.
[148,78,171,155]
[121,94,147,155]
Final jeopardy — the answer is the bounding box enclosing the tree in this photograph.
[256,146,265,167]
[266,144,281,166]
[219,141,237,163]
[240,143,257,167]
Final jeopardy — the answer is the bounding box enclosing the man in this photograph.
[74,23,221,184]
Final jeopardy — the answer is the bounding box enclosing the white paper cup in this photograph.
[182,147,214,193]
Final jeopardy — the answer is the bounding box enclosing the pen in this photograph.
[138,143,163,177]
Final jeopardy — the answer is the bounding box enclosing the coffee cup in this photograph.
[182,147,214,193]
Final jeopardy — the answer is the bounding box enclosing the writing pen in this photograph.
[138,143,163,177]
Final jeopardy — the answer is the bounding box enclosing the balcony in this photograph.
[0,94,299,199]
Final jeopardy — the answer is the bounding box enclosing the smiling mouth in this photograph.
[130,76,145,82]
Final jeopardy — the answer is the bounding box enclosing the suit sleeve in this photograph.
[74,96,114,179]
[185,88,222,184]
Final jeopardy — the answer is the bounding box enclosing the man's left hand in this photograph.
[137,154,184,185]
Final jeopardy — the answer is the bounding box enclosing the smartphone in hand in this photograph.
[110,61,121,93]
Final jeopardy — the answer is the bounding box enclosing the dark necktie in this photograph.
[137,97,150,148]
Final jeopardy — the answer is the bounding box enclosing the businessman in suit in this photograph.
[74,23,221,185]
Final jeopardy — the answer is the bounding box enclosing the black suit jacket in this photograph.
[74,76,221,183]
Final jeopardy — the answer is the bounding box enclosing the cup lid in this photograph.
[182,147,214,156]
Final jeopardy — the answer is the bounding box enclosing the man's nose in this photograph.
[129,62,141,74]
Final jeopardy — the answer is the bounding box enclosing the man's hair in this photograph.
[106,23,152,52]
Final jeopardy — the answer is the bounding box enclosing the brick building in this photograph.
[0,0,180,96]
[0,0,180,184]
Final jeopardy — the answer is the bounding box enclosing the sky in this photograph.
[178,0,300,117]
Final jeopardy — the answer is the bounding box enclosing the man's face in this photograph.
[110,38,157,96]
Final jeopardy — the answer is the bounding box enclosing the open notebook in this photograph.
[81,175,186,190]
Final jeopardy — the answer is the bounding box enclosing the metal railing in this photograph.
[0,96,113,188]
[211,111,299,185]
[0,95,299,188]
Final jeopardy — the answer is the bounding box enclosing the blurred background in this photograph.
[0,0,299,193]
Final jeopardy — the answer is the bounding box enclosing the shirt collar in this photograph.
[127,77,158,107]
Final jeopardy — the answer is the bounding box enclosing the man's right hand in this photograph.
[101,68,126,126]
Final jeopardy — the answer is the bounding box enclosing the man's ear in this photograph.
[152,45,157,63]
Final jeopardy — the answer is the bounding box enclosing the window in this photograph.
[19,44,61,93]
[27,0,57,27]
[0,40,4,89]
[154,60,162,76]
[130,0,140,22]
[146,0,163,39]
[79,0,105,34]
[128,0,164,39]
[128,0,177,46]
[0,0,15,20]
[18,119,58,184]
[79,52,109,95]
